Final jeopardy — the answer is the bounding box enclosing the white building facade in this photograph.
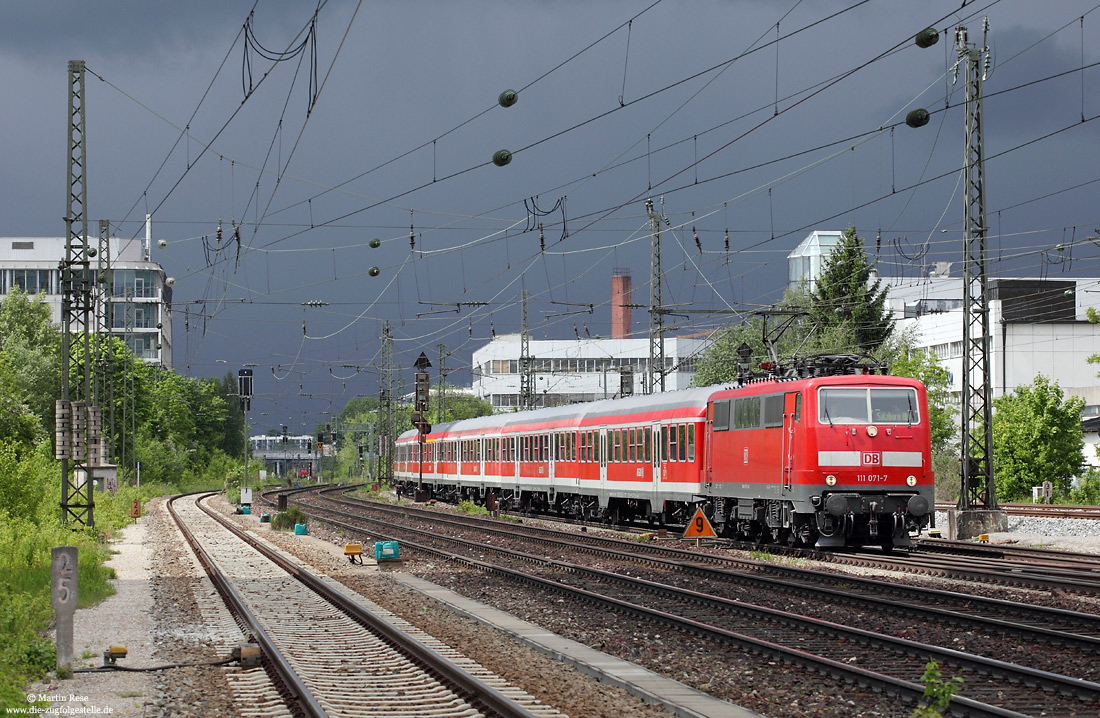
[471,334,707,411]
[0,236,173,366]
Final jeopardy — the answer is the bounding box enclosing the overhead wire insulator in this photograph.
[498,89,518,108]
[492,149,512,167]
[724,229,729,253]
[693,226,701,253]
[368,266,380,277]
[369,238,381,249]
[539,223,545,252]
[915,27,939,49]
[905,109,930,128]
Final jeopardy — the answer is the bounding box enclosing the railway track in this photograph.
[167,492,561,718]
[935,501,1100,519]
[276,486,1100,717]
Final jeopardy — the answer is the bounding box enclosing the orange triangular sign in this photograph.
[682,507,717,539]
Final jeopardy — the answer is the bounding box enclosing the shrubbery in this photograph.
[271,506,309,531]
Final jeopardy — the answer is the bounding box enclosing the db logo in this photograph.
[861,451,881,466]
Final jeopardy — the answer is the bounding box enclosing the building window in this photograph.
[10,269,53,295]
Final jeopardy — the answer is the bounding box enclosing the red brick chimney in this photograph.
[611,269,631,339]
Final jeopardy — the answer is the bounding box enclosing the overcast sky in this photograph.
[2,0,1099,431]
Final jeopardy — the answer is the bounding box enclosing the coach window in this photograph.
[687,424,696,462]
[627,428,635,462]
[570,432,576,461]
[612,431,620,463]
[644,428,652,462]
[678,424,687,462]
[661,425,669,462]
[522,436,529,462]
[668,425,678,462]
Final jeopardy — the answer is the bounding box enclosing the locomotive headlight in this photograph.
[906,475,917,486]
[825,474,837,486]
[867,425,878,437]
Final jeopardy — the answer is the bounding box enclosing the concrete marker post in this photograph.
[51,546,79,671]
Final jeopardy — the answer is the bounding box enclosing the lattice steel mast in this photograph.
[646,198,666,394]
[378,322,395,482]
[519,290,534,409]
[957,25,996,510]
[58,60,94,526]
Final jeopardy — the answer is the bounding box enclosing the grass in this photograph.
[272,507,309,531]
[0,476,223,709]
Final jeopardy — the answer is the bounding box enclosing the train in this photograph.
[394,355,934,549]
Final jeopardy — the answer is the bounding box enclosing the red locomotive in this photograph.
[395,356,934,548]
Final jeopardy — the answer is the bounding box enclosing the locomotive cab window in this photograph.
[819,387,919,424]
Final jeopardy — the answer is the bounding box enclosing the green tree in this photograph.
[993,375,1085,502]
[0,288,61,434]
[808,225,893,352]
[891,348,956,454]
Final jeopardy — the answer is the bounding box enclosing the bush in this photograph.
[271,507,308,531]
[1068,468,1100,505]
[456,499,489,516]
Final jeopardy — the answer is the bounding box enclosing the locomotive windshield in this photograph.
[818,387,919,425]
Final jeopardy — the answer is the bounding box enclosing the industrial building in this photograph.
[471,270,707,410]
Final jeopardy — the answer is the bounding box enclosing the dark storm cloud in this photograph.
[983,22,1100,137]
[0,1,303,61]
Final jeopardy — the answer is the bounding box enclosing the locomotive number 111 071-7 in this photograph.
[856,474,888,483]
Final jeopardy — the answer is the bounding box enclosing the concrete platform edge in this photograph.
[389,573,762,718]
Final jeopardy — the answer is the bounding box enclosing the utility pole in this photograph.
[955,23,998,516]
[519,290,535,409]
[58,59,95,528]
[645,198,666,394]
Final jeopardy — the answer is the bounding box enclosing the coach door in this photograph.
[782,392,800,492]
[599,428,608,492]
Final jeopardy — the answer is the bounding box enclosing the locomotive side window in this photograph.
[763,395,784,428]
[733,397,762,429]
[712,400,731,431]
